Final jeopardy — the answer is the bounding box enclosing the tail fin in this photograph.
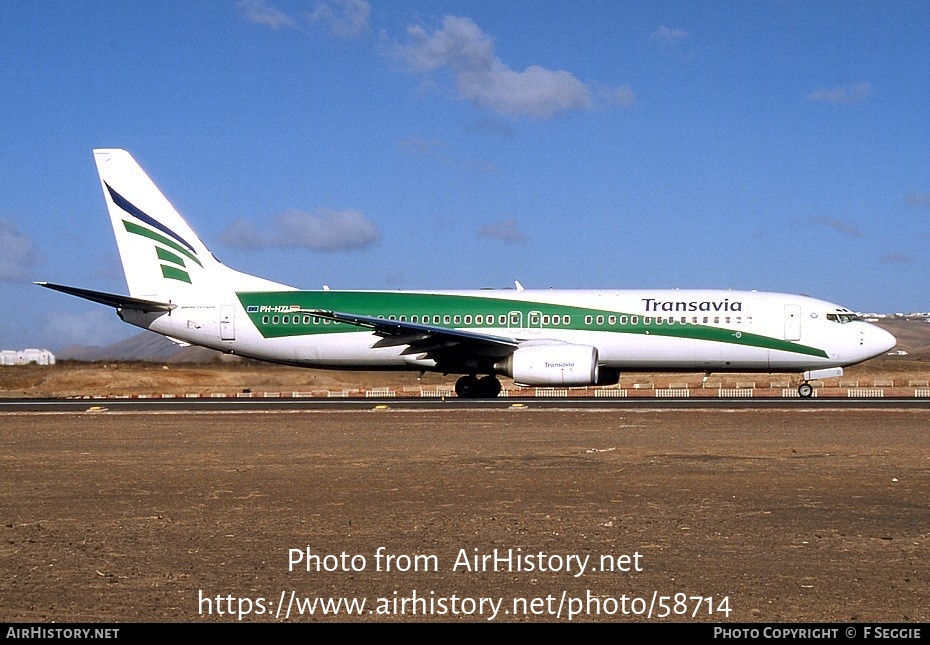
[93,149,290,301]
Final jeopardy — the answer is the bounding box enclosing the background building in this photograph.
[1,349,56,366]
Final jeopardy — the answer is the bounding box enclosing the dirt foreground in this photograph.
[1,407,927,623]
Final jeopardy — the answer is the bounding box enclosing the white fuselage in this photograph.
[122,288,896,375]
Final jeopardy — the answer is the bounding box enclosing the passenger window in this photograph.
[608,315,616,325]
[596,315,604,325]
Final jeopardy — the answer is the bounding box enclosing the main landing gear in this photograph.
[454,374,503,398]
[797,382,814,398]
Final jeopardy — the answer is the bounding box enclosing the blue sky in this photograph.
[1,1,928,351]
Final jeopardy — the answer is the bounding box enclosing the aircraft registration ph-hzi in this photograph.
[38,149,896,398]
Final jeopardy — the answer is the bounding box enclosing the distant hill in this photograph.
[57,331,236,363]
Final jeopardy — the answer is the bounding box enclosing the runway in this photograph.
[3,395,930,412]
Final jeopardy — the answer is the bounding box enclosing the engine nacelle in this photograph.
[495,344,599,387]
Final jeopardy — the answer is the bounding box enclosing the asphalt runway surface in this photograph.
[1,407,927,623]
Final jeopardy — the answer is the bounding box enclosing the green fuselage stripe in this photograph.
[237,291,829,359]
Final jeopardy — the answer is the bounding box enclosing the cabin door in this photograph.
[220,305,236,341]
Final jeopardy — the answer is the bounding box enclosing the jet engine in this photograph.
[495,344,599,387]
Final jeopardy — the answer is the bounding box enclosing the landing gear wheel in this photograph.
[455,375,502,398]
[478,375,502,397]
[798,382,813,398]
[455,375,481,398]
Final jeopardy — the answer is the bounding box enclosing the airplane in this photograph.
[37,149,897,398]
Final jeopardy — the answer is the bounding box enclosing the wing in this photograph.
[304,309,520,367]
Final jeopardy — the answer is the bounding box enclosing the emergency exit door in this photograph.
[784,304,801,341]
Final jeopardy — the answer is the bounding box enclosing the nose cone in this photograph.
[867,324,897,358]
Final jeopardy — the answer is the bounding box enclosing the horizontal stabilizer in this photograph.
[35,282,176,312]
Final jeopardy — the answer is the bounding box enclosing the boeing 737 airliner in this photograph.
[38,149,896,397]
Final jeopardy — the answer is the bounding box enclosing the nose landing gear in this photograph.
[797,367,844,398]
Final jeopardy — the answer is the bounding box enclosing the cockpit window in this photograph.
[826,313,861,324]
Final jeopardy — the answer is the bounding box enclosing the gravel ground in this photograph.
[1,407,927,623]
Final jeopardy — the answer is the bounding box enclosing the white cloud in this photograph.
[237,0,370,37]
[810,216,863,238]
[466,118,516,139]
[650,25,694,60]
[598,84,636,108]
[478,218,525,244]
[399,135,497,174]
[222,209,380,252]
[807,82,872,105]
[906,193,930,208]
[0,219,40,282]
[236,0,296,29]
[880,252,914,264]
[651,25,689,46]
[309,0,370,38]
[399,136,446,154]
[394,16,629,118]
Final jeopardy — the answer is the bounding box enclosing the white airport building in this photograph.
[1,349,56,366]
